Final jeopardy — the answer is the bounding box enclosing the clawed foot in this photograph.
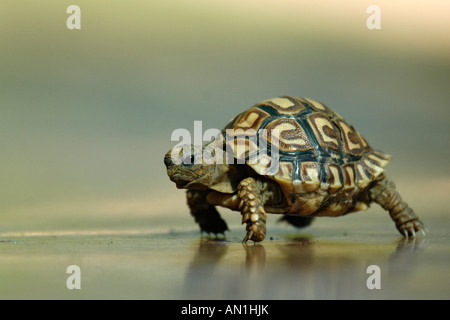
[198,212,229,236]
[242,221,266,243]
[201,231,227,241]
[398,220,428,238]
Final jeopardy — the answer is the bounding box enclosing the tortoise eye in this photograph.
[182,154,195,166]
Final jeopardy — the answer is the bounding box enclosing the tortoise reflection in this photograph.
[388,237,428,277]
[243,243,266,273]
[183,236,427,299]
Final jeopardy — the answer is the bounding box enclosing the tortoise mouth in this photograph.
[168,173,194,188]
[175,179,190,189]
[175,181,189,189]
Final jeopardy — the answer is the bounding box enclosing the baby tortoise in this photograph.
[164,96,426,242]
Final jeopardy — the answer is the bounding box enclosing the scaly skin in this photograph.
[369,176,427,237]
[238,177,268,243]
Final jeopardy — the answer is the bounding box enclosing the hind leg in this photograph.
[186,190,229,236]
[369,176,427,237]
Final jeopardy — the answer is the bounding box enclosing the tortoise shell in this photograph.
[220,96,391,215]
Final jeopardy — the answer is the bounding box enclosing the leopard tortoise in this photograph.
[164,96,426,242]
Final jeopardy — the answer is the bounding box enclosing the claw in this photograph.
[410,228,416,238]
[420,228,426,236]
[242,230,253,244]
[402,229,409,238]
[416,221,428,236]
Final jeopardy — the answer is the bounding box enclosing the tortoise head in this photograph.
[164,144,233,191]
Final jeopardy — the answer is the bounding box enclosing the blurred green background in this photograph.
[1,0,449,233]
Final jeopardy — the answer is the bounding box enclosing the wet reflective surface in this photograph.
[1,218,448,300]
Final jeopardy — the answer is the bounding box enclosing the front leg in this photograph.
[238,177,267,243]
[186,190,228,236]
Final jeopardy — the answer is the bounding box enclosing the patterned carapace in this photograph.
[223,96,389,198]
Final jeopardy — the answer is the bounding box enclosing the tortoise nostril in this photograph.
[164,156,173,167]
